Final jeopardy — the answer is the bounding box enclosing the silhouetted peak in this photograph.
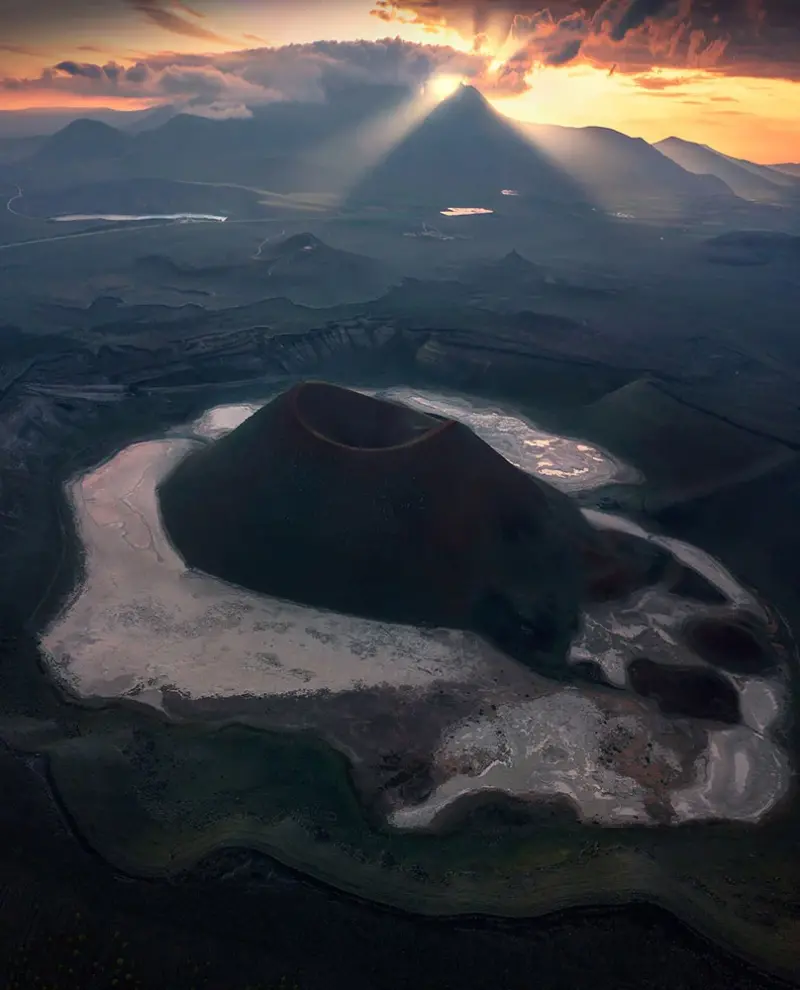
[40,116,128,159]
[429,82,497,123]
[475,250,539,276]
[57,117,121,139]
[448,83,490,107]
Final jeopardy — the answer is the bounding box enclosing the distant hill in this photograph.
[119,85,414,190]
[23,118,132,188]
[454,250,615,296]
[33,118,130,163]
[346,85,591,211]
[704,230,800,266]
[655,137,800,203]
[13,85,414,192]
[457,249,546,283]
[9,89,785,218]
[0,104,175,138]
[133,232,397,307]
[521,123,734,209]
[257,232,393,295]
[440,249,620,317]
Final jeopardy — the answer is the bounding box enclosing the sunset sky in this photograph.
[1,0,799,163]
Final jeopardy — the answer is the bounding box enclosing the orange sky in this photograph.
[1,1,799,162]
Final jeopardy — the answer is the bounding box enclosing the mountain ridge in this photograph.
[12,87,791,213]
[655,136,800,203]
[520,120,733,205]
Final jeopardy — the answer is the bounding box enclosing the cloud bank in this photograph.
[1,38,489,114]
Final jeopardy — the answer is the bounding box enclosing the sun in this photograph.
[426,74,464,101]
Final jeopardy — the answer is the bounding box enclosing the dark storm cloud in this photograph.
[54,60,105,78]
[371,0,800,81]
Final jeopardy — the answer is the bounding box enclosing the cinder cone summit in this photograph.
[158,381,612,675]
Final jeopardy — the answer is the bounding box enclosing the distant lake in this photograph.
[440,207,494,217]
[50,213,228,223]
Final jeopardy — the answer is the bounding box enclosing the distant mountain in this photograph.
[258,231,383,269]
[655,137,800,203]
[446,249,620,316]
[248,234,399,305]
[122,85,414,190]
[522,123,734,208]
[21,118,132,188]
[0,104,175,138]
[33,118,130,163]
[14,85,414,192]
[10,87,782,217]
[346,85,591,211]
[124,104,181,134]
[133,232,397,307]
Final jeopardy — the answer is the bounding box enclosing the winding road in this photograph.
[2,184,182,252]
[5,184,24,217]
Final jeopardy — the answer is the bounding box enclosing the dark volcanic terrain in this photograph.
[1,78,799,990]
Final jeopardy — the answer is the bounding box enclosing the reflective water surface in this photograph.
[439,208,494,217]
[51,212,228,222]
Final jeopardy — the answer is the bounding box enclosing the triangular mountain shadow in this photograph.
[346,84,594,211]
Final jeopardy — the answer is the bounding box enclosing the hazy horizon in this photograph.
[1,1,799,163]
[2,87,797,168]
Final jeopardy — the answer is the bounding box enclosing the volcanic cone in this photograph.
[158,381,602,675]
